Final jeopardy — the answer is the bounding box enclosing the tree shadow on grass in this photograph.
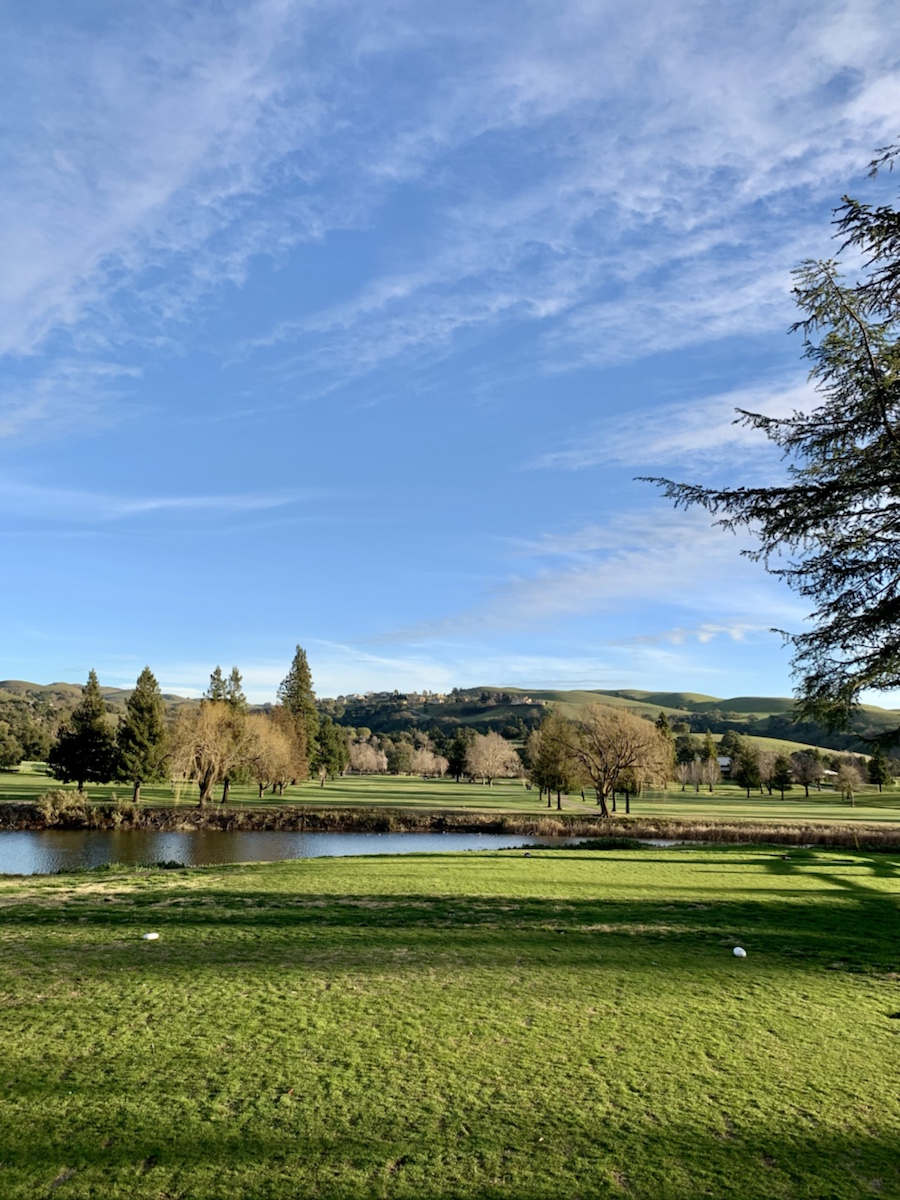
[0,1107,896,1199]
[4,879,899,978]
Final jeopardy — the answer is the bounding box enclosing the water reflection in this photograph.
[0,830,583,875]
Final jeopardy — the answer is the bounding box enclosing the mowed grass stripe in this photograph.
[0,848,898,1198]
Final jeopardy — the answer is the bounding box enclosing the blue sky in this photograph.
[3,0,900,702]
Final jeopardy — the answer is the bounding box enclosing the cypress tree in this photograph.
[48,670,118,793]
[117,667,167,804]
[277,646,320,758]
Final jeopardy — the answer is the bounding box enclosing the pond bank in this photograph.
[1,801,900,847]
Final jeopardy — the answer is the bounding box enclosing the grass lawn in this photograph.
[0,847,898,1198]
[4,767,900,827]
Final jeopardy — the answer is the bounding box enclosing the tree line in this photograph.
[34,649,890,811]
[46,648,337,806]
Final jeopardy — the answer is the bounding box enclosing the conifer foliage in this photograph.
[645,148,900,738]
[117,667,168,803]
[277,646,320,757]
[48,670,119,792]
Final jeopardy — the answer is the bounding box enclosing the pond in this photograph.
[0,829,590,876]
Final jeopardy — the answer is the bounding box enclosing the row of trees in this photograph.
[43,649,888,811]
[47,647,347,806]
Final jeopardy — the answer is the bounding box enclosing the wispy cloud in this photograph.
[373,508,807,644]
[527,378,817,473]
[233,0,900,389]
[0,480,316,523]
[2,0,898,437]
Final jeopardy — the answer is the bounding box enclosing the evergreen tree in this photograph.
[771,754,794,800]
[655,711,676,776]
[48,670,118,793]
[206,667,227,702]
[117,667,168,803]
[225,667,247,712]
[718,729,745,759]
[312,716,349,783]
[732,741,762,798]
[277,646,320,759]
[867,744,891,792]
[646,150,900,738]
[674,734,696,766]
[0,723,23,769]
[702,730,717,763]
[446,728,475,782]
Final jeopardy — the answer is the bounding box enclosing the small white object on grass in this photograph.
[733,946,747,958]
[142,932,160,941]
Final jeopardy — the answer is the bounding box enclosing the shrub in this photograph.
[36,789,83,825]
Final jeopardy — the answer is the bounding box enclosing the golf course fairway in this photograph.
[1,846,897,1198]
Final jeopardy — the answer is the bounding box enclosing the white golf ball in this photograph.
[142,932,160,941]
[733,946,747,958]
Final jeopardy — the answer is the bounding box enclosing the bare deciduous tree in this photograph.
[170,702,255,808]
[836,762,864,806]
[410,747,439,776]
[757,750,777,796]
[269,704,309,789]
[701,756,720,793]
[245,714,294,799]
[349,741,388,774]
[466,731,521,786]
[554,704,671,817]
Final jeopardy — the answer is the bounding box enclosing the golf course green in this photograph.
[1,846,897,1197]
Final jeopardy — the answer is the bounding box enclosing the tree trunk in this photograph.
[77,780,84,794]
[625,792,631,815]
[258,783,264,799]
[198,773,214,808]
[546,789,551,808]
[595,790,610,818]
[556,791,561,810]
[222,777,230,805]
[133,780,141,804]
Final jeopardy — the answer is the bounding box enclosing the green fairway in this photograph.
[1,848,898,1198]
[4,766,900,827]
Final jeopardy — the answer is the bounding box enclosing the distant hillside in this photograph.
[322,684,900,754]
[0,681,194,708]
[5,677,900,759]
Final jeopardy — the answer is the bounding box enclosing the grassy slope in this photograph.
[0,848,897,1199]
